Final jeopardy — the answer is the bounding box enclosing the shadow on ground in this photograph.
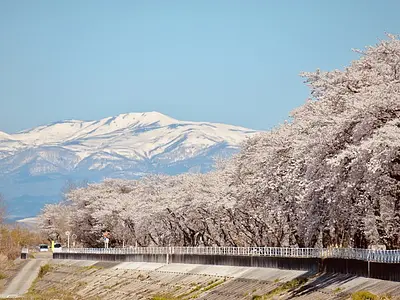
[289,272,358,298]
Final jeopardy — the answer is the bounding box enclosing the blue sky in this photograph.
[0,1,399,133]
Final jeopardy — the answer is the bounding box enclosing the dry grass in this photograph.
[0,225,46,260]
[0,259,27,294]
[0,223,47,295]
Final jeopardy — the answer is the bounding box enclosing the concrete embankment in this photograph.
[54,252,400,282]
[0,253,50,298]
[25,259,400,299]
[53,253,320,271]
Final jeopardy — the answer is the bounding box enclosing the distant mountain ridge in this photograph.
[0,112,259,220]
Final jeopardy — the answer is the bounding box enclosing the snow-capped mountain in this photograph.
[0,131,11,140]
[0,112,258,220]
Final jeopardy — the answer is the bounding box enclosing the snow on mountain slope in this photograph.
[12,112,178,145]
[0,131,27,159]
[3,112,257,164]
[0,146,80,176]
[0,131,12,140]
[0,112,259,219]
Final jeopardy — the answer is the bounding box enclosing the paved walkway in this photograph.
[0,253,50,298]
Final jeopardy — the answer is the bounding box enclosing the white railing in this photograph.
[59,246,400,263]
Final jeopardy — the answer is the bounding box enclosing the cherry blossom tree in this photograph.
[38,35,400,249]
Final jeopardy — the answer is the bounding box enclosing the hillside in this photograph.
[19,260,400,299]
[0,112,258,220]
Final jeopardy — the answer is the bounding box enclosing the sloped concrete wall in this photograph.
[53,253,167,263]
[321,258,400,282]
[170,254,319,272]
[321,258,368,277]
[53,252,400,281]
[371,262,400,281]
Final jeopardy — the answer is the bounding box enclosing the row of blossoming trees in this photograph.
[39,35,400,249]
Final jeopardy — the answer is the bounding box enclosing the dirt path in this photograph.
[0,253,50,298]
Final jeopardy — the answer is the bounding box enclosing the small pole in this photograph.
[65,231,71,249]
[72,234,77,247]
[166,244,171,264]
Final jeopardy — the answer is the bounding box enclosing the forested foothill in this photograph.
[40,35,400,250]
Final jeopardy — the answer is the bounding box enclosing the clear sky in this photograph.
[0,1,399,133]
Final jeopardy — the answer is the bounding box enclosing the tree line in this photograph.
[0,194,45,260]
[40,35,400,249]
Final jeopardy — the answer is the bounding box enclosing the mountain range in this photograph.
[0,112,258,220]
